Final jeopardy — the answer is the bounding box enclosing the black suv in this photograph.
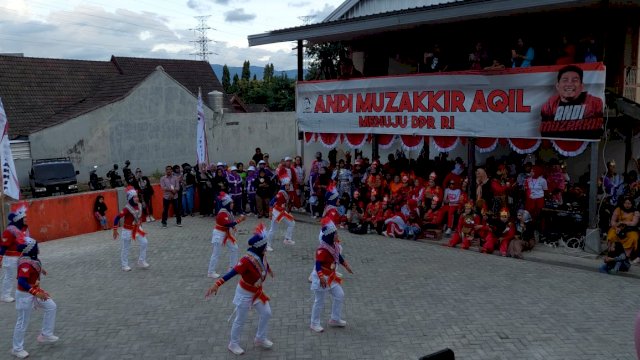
[29,158,80,198]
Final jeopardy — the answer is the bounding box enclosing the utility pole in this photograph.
[190,15,215,61]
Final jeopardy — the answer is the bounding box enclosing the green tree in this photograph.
[305,41,348,80]
[230,73,240,94]
[221,65,231,93]
[263,63,274,82]
[241,60,251,81]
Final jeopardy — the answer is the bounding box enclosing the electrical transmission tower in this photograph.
[190,15,216,61]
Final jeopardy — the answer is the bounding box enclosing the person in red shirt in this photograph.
[113,187,150,272]
[1,205,28,303]
[424,172,443,207]
[12,237,59,359]
[448,200,480,249]
[208,192,246,278]
[481,208,516,256]
[423,196,445,231]
[309,217,353,333]
[363,193,384,234]
[206,223,273,355]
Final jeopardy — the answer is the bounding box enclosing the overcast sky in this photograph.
[0,0,343,69]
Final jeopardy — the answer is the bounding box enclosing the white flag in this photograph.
[0,98,20,200]
[196,88,209,166]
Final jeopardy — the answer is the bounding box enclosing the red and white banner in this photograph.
[0,97,20,200]
[297,63,605,140]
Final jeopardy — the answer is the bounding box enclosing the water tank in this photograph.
[208,91,224,113]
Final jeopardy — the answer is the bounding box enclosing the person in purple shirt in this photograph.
[227,166,244,215]
[245,166,258,216]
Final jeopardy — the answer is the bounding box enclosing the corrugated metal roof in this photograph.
[248,0,600,46]
[325,0,463,22]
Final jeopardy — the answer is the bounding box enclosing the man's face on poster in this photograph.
[556,71,584,102]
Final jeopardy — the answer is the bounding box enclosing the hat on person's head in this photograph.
[230,166,237,171]
[263,153,269,157]
[216,162,224,167]
[126,186,137,201]
[8,205,27,224]
[499,207,510,217]
[432,195,440,204]
[248,223,269,249]
[464,200,474,210]
[258,160,266,165]
[321,216,337,238]
[284,156,292,161]
[218,192,232,206]
[247,166,256,171]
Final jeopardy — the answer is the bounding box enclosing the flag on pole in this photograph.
[0,97,20,200]
[196,88,209,166]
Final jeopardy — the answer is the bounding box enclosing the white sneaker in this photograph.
[122,266,132,272]
[328,319,347,327]
[137,261,150,269]
[283,239,295,245]
[10,349,29,358]
[228,343,245,355]
[310,324,324,333]
[445,228,452,235]
[266,246,274,252]
[1,296,15,303]
[208,272,220,279]
[633,257,640,264]
[254,338,273,349]
[37,334,59,343]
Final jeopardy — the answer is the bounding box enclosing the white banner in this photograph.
[0,98,20,200]
[196,89,209,166]
[297,63,606,140]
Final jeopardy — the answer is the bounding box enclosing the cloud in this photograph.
[210,0,230,4]
[224,8,256,22]
[0,4,300,70]
[308,3,336,23]
[186,0,211,11]
[288,1,311,7]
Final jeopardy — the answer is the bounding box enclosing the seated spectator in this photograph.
[346,202,366,235]
[511,37,534,68]
[423,196,445,230]
[403,210,422,240]
[508,210,536,259]
[448,200,480,250]
[607,196,639,260]
[337,58,363,80]
[481,207,516,256]
[363,193,384,234]
[419,44,448,73]
[94,195,109,230]
[555,35,576,65]
[469,41,490,70]
[484,58,506,70]
[599,241,631,274]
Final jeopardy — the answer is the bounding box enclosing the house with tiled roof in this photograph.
[0,55,229,183]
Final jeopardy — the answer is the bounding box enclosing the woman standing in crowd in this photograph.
[138,171,156,222]
[294,156,306,210]
[94,195,109,230]
[607,196,639,261]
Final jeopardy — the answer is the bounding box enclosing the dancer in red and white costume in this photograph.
[113,187,149,271]
[11,237,59,359]
[265,173,295,250]
[447,200,480,250]
[208,192,246,278]
[310,217,353,333]
[1,205,28,303]
[481,207,516,256]
[206,223,273,355]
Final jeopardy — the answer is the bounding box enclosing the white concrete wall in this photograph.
[209,112,298,167]
[29,69,215,181]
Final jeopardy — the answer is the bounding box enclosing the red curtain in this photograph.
[508,138,541,154]
[304,132,316,144]
[475,137,498,153]
[378,134,397,149]
[552,140,589,157]
[432,136,460,152]
[317,133,341,148]
[343,133,368,149]
[399,135,425,151]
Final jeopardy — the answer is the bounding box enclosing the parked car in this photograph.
[29,157,79,198]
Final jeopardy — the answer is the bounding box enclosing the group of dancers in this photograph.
[0,206,58,359]
[0,169,352,357]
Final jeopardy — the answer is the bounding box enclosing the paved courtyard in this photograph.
[0,214,638,360]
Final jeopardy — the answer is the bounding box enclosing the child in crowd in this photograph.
[94,195,109,230]
[599,241,631,274]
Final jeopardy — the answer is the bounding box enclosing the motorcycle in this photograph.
[89,166,106,190]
